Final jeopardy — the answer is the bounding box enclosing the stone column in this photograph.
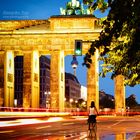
[87,49,99,110]
[23,51,40,108]
[0,53,4,106]
[4,51,15,107]
[50,50,65,111]
[114,75,125,112]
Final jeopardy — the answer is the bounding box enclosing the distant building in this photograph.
[99,90,115,109]
[81,85,87,101]
[99,90,114,101]
[14,56,23,107]
[65,72,81,102]
[99,90,106,100]
[39,56,50,108]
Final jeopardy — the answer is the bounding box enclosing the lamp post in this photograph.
[44,91,50,108]
[71,55,78,76]
[44,91,47,108]
[70,98,73,111]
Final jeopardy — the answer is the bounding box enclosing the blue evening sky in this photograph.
[0,0,140,103]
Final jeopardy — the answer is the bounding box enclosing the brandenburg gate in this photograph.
[0,15,125,112]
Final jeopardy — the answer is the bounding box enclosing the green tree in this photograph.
[83,0,108,14]
[77,98,87,111]
[83,0,140,86]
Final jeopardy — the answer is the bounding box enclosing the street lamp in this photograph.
[70,98,73,103]
[75,100,78,104]
[44,91,50,108]
[44,91,47,95]
[75,100,78,108]
[70,98,73,110]
[71,55,78,76]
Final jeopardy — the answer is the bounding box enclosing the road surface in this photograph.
[0,116,140,140]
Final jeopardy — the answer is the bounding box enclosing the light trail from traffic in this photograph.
[0,117,65,127]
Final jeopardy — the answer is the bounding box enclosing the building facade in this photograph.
[81,85,87,101]
[40,56,50,108]
[65,72,81,103]
[14,56,23,107]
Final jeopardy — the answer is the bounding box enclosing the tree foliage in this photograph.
[83,0,108,13]
[83,0,140,86]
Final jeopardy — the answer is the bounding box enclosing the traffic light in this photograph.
[75,40,82,56]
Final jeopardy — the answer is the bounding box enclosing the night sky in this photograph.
[0,0,140,103]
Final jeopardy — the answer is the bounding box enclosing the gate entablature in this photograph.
[0,15,101,56]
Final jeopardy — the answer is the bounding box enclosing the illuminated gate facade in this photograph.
[0,15,125,111]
